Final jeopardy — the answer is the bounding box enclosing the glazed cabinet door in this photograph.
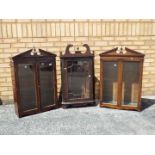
[17,63,39,114]
[121,61,141,107]
[101,61,118,105]
[65,58,93,101]
[38,59,56,110]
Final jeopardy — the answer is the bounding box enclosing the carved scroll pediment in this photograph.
[100,46,145,57]
[61,44,93,58]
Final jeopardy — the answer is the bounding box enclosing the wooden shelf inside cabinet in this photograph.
[60,44,96,108]
[99,47,145,111]
[11,48,58,117]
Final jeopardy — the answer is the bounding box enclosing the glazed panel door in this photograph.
[101,61,119,105]
[38,59,56,110]
[65,58,93,101]
[17,63,39,114]
[121,61,141,107]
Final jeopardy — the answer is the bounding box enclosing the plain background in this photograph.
[0,0,155,155]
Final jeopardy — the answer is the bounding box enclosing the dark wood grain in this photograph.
[60,44,95,107]
[99,47,144,111]
[11,48,58,117]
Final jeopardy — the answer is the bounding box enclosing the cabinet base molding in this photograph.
[100,103,140,111]
[62,101,96,109]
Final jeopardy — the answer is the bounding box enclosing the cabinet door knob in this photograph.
[88,75,91,78]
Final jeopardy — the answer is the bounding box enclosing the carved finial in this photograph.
[32,46,36,52]
[31,46,41,56]
[65,44,73,54]
[116,46,126,54]
[83,44,91,54]
[31,47,35,55]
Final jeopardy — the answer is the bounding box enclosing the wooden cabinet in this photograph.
[12,48,58,117]
[60,44,95,108]
[99,47,145,111]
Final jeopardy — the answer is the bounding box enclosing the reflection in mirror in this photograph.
[67,60,91,100]
[39,61,55,108]
[122,62,140,106]
[102,61,118,105]
[18,64,36,111]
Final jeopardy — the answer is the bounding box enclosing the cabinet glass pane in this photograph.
[67,60,91,100]
[122,62,140,106]
[102,61,118,104]
[39,61,55,108]
[18,64,37,111]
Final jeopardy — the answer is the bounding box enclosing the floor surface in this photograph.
[0,104,155,135]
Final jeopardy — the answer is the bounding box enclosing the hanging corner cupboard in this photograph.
[11,48,58,117]
[99,47,145,111]
[60,44,95,108]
